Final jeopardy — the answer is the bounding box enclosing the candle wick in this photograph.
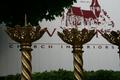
[25,13,27,26]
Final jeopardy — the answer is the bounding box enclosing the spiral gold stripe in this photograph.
[22,52,31,70]
[22,58,31,73]
[22,52,31,72]
[74,60,83,80]
[74,72,80,80]
[21,50,32,80]
[74,64,80,73]
[74,54,83,66]
[21,64,31,79]
[22,69,30,80]
[73,46,83,80]
[23,51,31,60]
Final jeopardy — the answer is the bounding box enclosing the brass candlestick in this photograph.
[58,28,95,80]
[100,30,120,60]
[6,24,46,80]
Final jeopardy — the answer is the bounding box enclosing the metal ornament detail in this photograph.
[58,28,95,80]
[6,24,46,80]
[6,24,46,43]
[58,28,95,45]
[100,31,120,62]
[100,31,120,46]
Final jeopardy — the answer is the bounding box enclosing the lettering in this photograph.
[105,46,108,49]
[33,45,37,48]
[48,45,53,48]
[66,45,71,48]
[8,43,116,50]
[61,45,63,48]
[112,46,114,49]
[9,44,13,48]
[98,45,102,49]
[40,45,45,48]
[17,45,20,48]
[87,46,90,49]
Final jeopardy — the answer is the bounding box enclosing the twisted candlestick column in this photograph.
[72,45,84,80]
[58,28,95,80]
[6,25,46,80]
[20,43,32,80]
